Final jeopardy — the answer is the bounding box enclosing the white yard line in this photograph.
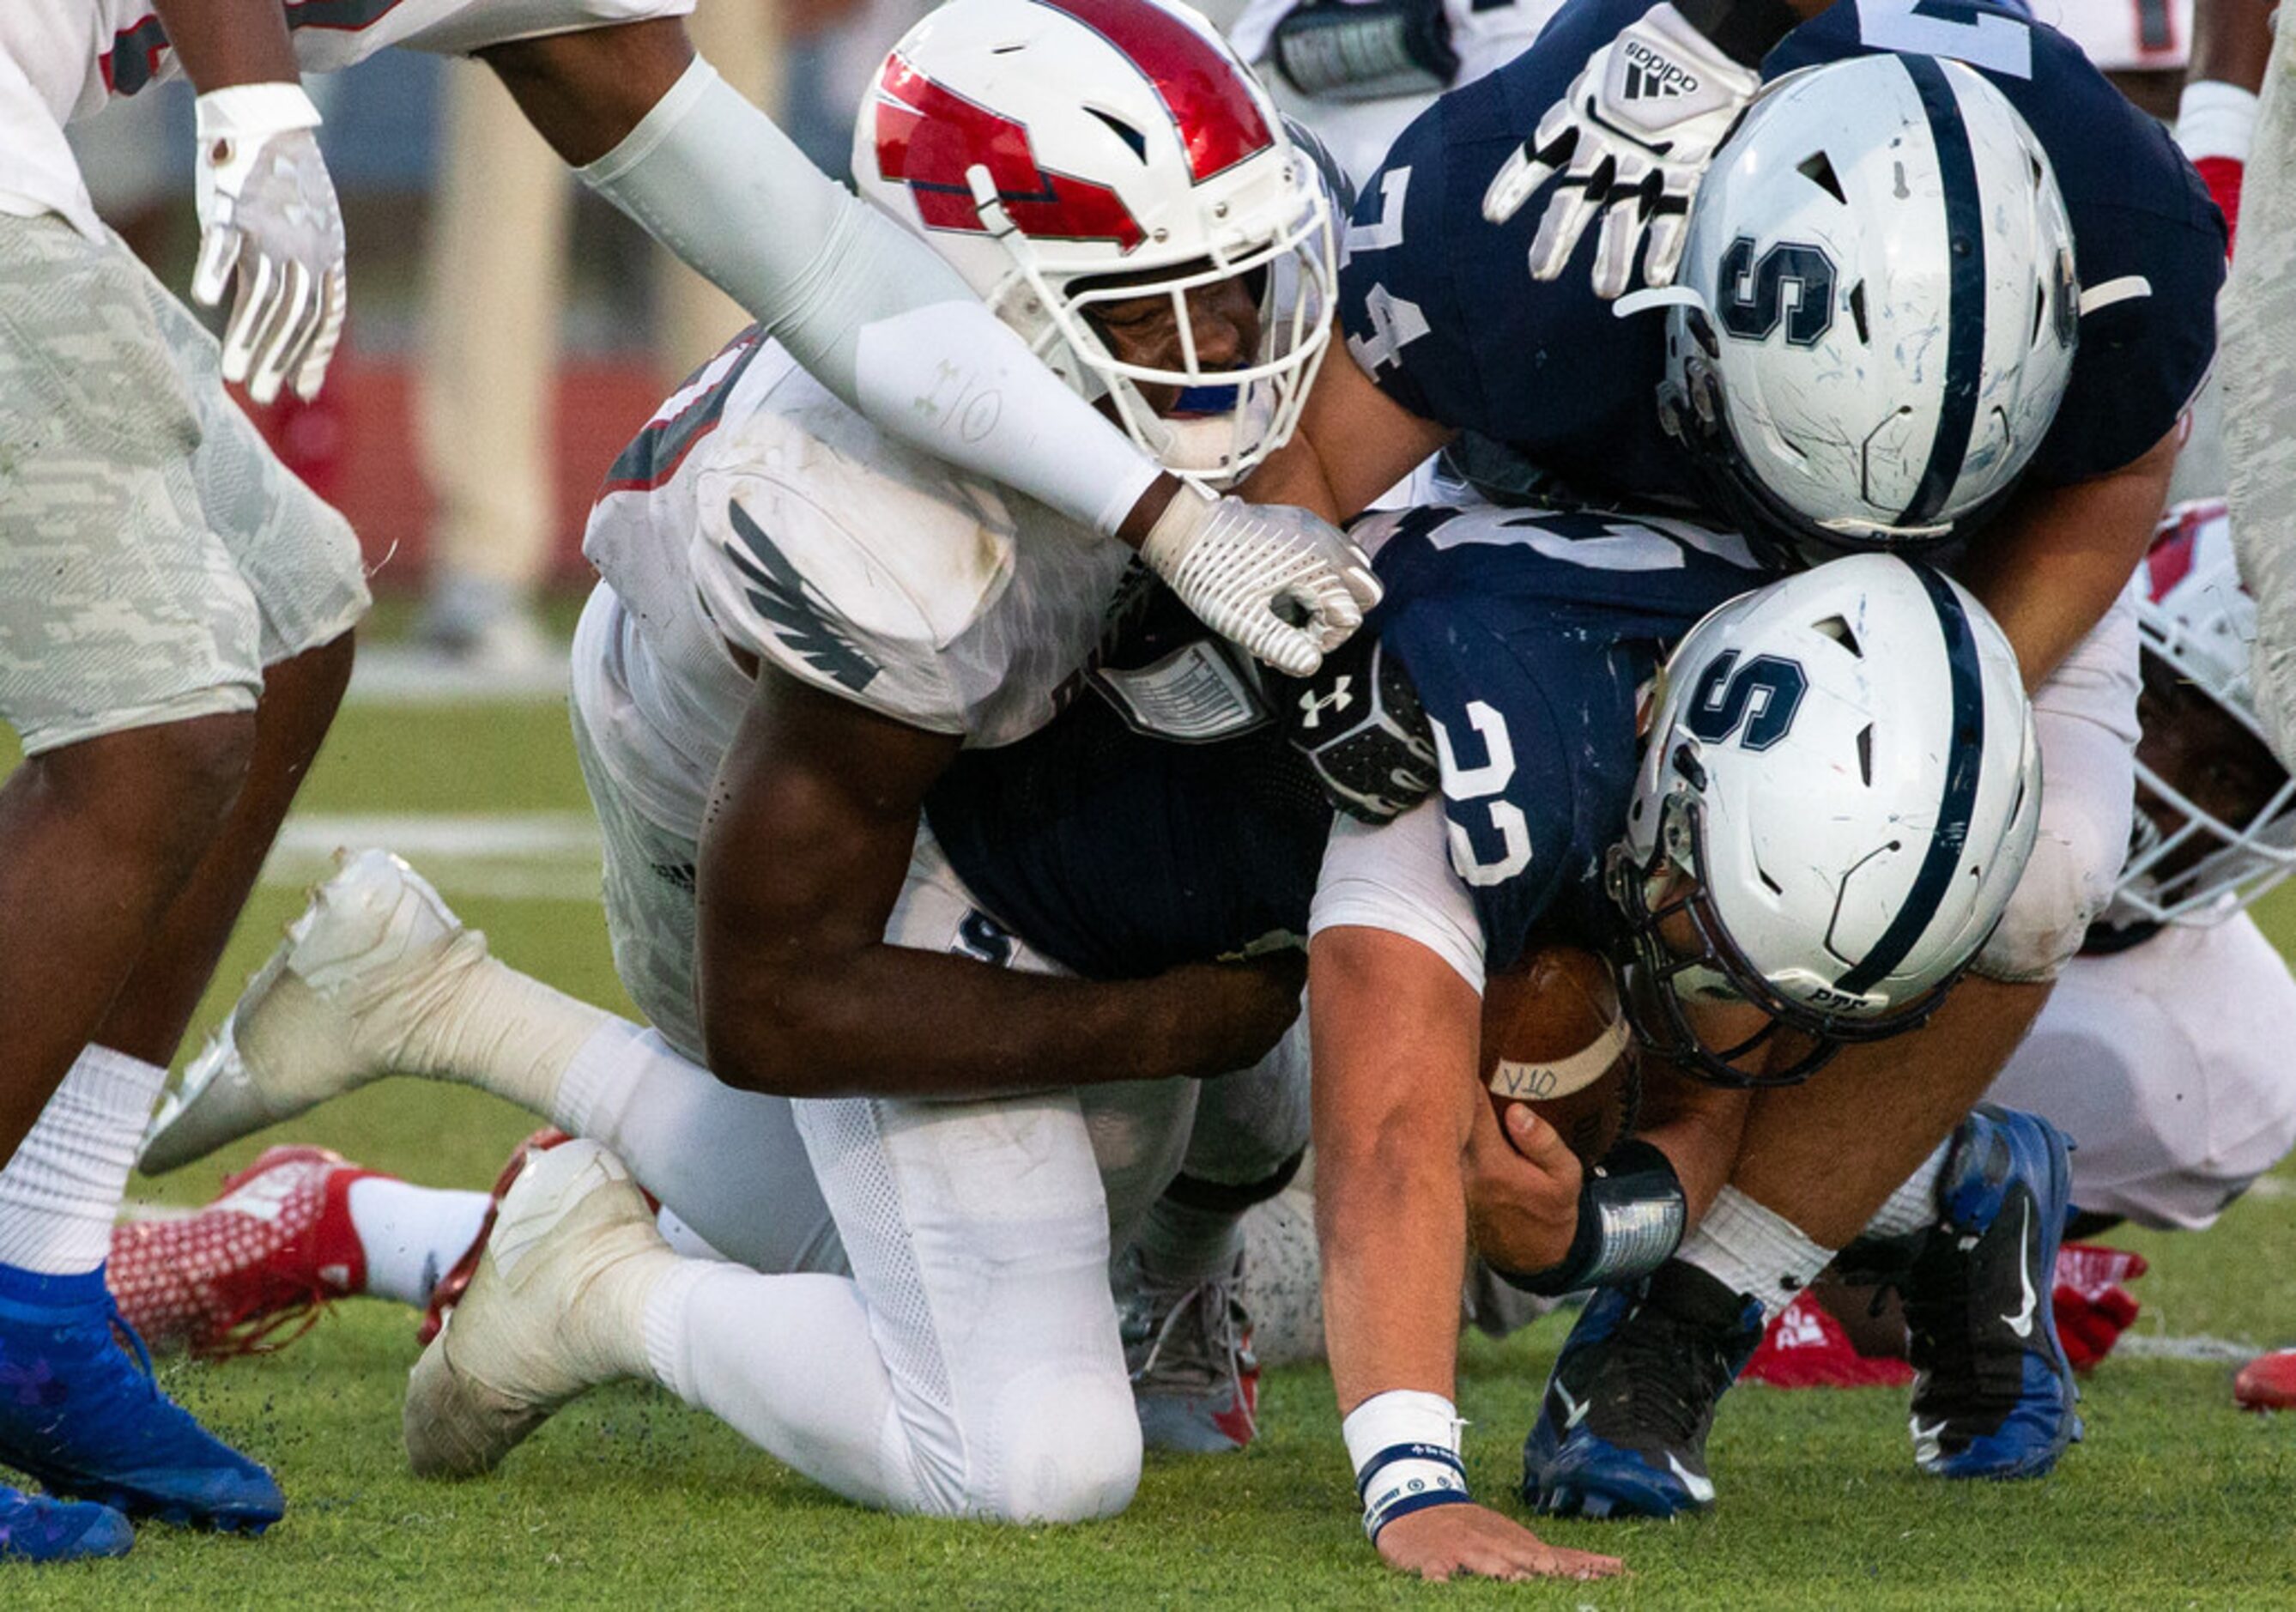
[263,813,603,902]
[2114,1334,2269,1364]
[345,645,570,706]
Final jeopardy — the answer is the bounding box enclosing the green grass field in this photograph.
[7,693,2296,1609]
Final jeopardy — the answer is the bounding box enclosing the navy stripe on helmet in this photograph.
[1834,562,1984,997]
[1895,55,1987,530]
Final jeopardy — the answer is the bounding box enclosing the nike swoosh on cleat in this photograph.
[1911,1417,1948,1465]
[1555,1381,1591,1430]
[2002,1199,2038,1339]
[1665,1454,1715,1504]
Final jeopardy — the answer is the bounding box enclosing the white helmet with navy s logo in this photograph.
[1657,54,2078,559]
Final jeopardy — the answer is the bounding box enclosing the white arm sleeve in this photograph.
[576,58,1160,538]
[1309,799,1487,994]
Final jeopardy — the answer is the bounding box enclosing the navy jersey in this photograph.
[1362,505,1770,971]
[924,585,1331,980]
[1339,0,2224,506]
[930,506,1769,984]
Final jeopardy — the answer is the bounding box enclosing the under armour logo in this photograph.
[1621,41,1696,100]
[1296,676,1355,730]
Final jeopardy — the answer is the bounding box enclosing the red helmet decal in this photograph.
[2145,500,2227,603]
[1036,0,1274,182]
[875,55,1147,249]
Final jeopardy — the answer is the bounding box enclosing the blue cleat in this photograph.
[1521,1261,1765,1520]
[0,1264,283,1532]
[0,1486,132,1563]
[1901,1104,2082,1481]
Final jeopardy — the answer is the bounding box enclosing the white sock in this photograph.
[345,1177,492,1308]
[0,1045,169,1276]
[641,1261,920,1512]
[1859,1142,1952,1242]
[1677,1186,1836,1320]
[554,1021,841,1277]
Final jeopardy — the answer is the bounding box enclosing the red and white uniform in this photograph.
[1990,912,2296,1229]
[0,0,690,238]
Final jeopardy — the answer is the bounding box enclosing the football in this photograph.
[1480,944,1637,1165]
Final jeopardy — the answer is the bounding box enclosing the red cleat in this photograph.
[1740,1293,1915,1389]
[416,1129,574,1345]
[2052,1243,2148,1373]
[2234,1348,2296,1411]
[108,1146,381,1358]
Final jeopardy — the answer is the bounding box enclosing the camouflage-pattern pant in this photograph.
[0,215,369,755]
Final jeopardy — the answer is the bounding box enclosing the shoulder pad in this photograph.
[686,393,1022,726]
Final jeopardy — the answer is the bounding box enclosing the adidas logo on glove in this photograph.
[1621,39,1698,100]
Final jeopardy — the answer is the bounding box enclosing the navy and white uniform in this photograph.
[932,503,1766,996]
[1339,0,2222,506]
[1335,0,2208,980]
[1307,503,1769,989]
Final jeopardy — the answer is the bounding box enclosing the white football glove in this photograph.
[1141,488,1383,678]
[192,83,348,404]
[1480,2,1759,300]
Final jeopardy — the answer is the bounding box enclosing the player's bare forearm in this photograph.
[1311,925,1483,1412]
[477,19,694,165]
[151,0,298,89]
[695,668,1300,1099]
[2190,0,2276,92]
[1955,425,2180,692]
[1241,348,1455,524]
[1631,1064,1749,1227]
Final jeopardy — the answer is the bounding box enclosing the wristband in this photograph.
[1670,0,1802,66]
[1343,1391,1472,1543]
[1494,1138,1687,1297]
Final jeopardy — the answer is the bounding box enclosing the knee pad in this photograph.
[982,1362,1143,1524]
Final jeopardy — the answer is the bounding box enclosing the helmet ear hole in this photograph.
[1086,107,1149,162]
[1809,614,1862,657]
[1847,281,1869,346]
[1796,150,1847,204]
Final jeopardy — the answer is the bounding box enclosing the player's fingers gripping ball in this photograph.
[1476,946,1689,1295]
[1481,944,1636,1163]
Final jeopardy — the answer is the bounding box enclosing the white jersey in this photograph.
[0,0,691,238]
[574,332,1135,839]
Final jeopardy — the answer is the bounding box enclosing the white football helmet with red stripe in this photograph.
[2117,500,2296,923]
[854,0,1335,487]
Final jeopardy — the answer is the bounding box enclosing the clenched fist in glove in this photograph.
[192,83,348,404]
[1141,487,1383,678]
[1481,0,1778,299]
